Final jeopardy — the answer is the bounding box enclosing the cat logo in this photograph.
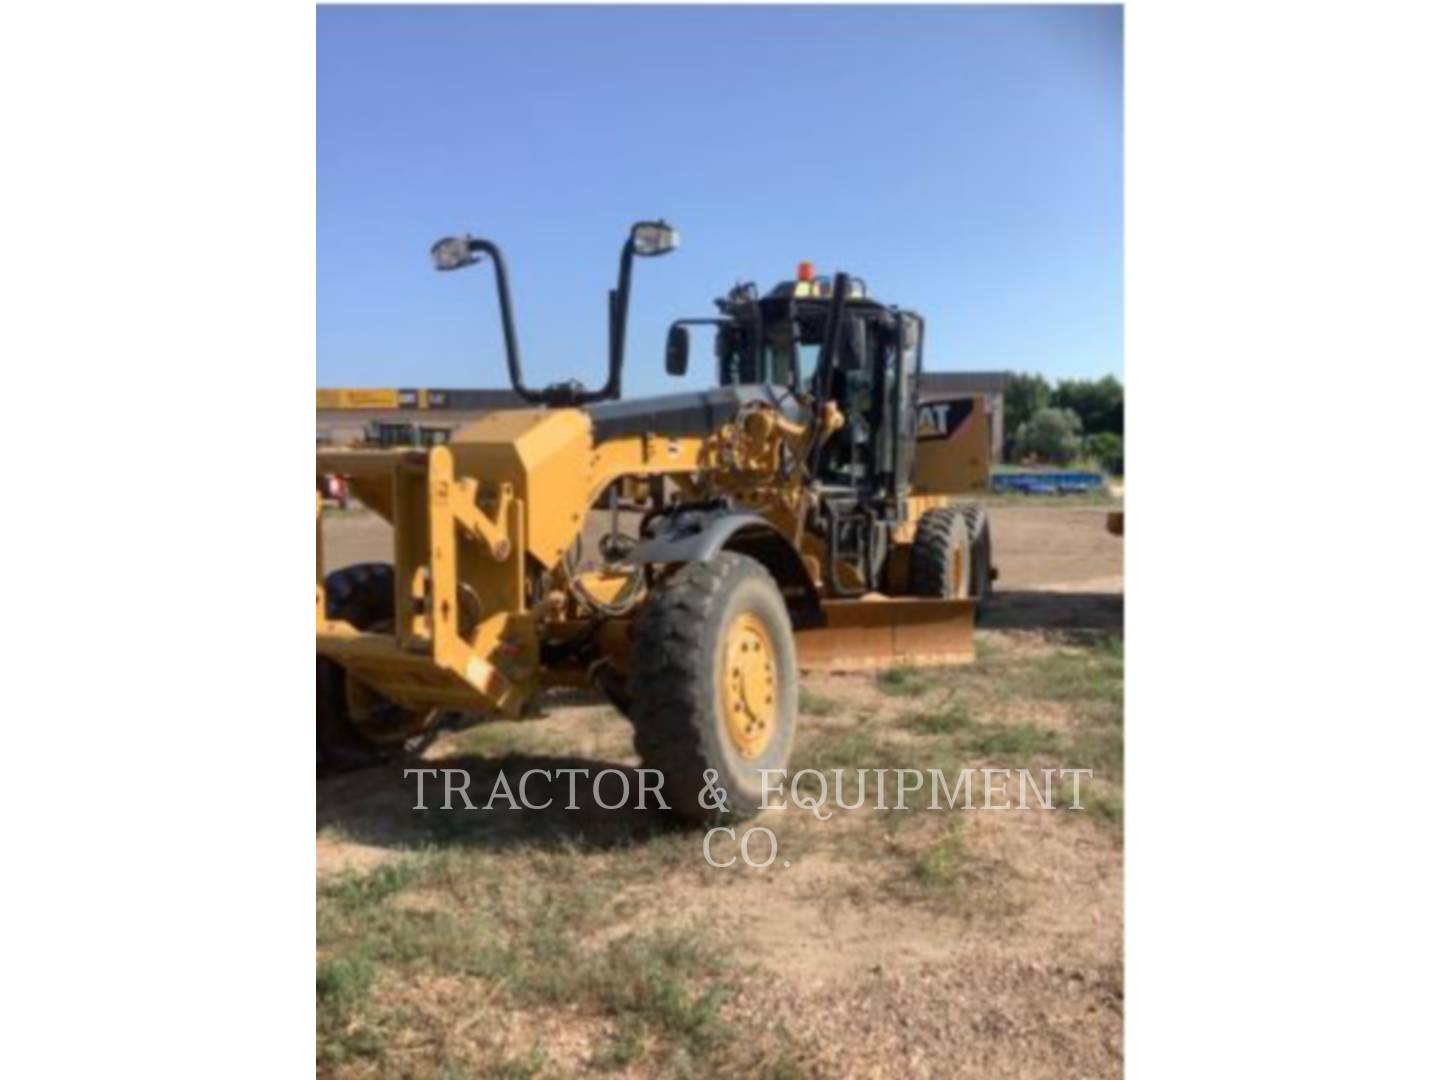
[917,398,976,441]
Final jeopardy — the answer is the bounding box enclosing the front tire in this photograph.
[627,553,798,822]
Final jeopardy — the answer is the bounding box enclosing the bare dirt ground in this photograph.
[317,504,1123,1079]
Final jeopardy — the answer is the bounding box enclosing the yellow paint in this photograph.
[722,612,778,759]
[317,385,985,722]
[316,388,402,410]
[911,395,992,495]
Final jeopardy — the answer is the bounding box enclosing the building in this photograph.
[317,388,523,446]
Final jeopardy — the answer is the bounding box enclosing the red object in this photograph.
[797,260,816,283]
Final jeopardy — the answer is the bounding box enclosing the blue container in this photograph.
[992,471,1104,496]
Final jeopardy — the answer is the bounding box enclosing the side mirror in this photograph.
[666,324,690,376]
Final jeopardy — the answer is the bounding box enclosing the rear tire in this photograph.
[627,553,798,823]
[317,563,434,772]
[910,502,993,602]
[956,503,994,601]
[910,506,972,599]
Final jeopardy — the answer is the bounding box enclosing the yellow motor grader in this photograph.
[316,221,996,820]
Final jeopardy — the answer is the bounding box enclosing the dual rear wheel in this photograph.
[909,502,993,601]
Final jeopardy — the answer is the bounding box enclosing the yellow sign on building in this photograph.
[316,389,403,410]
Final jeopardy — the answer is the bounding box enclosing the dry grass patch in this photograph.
[316,842,817,1078]
[797,688,839,717]
[899,697,976,735]
[317,627,1123,1078]
[874,665,933,698]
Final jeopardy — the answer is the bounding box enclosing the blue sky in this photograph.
[318,5,1122,396]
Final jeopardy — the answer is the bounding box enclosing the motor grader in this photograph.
[316,221,995,820]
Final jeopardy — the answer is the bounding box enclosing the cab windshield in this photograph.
[721,315,825,391]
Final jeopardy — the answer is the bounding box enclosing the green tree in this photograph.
[1015,407,1084,465]
[1053,375,1124,436]
[1084,431,1124,476]
[1003,373,1052,460]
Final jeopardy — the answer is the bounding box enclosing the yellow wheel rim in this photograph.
[721,612,779,760]
[952,543,971,599]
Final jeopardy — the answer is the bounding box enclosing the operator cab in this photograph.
[713,263,869,390]
[663,262,925,595]
[672,262,925,505]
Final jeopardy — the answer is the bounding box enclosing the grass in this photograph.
[798,688,839,717]
[795,727,914,777]
[1089,786,1124,824]
[316,632,1124,1075]
[875,665,932,698]
[316,948,385,1065]
[914,820,970,886]
[1024,637,1123,720]
[901,820,1021,919]
[1016,637,1124,828]
[900,698,976,735]
[813,634,1124,839]
[592,931,731,1049]
[965,722,1062,759]
[482,1047,551,1080]
[316,953,376,1014]
[809,635,1123,778]
[802,728,877,771]
[1069,724,1124,778]
[974,635,1002,663]
[1032,637,1124,826]
[591,1030,643,1070]
[316,849,754,1077]
[1070,775,1124,826]
[320,861,422,914]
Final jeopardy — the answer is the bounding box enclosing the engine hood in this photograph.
[586,383,804,443]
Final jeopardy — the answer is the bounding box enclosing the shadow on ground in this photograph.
[981,590,1123,636]
[318,593,1121,855]
[318,751,687,854]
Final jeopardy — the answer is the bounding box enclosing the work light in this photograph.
[631,220,679,257]
[431,235,483,272]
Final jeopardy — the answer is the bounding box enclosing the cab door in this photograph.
[882,311,924,499]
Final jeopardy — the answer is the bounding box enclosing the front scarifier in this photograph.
[316,222,993,820]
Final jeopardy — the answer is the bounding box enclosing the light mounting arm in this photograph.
[432,220,677,408]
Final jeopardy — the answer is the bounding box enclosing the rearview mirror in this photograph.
[665,324,690,376]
